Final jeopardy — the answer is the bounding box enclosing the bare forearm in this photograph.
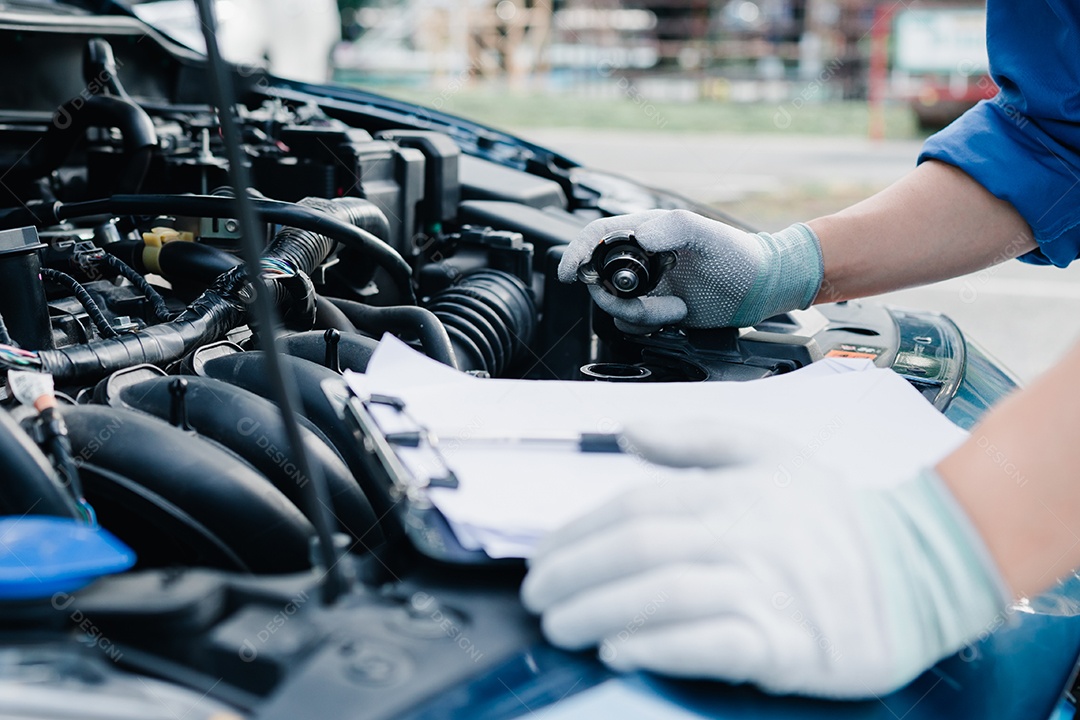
[807,161,1035,302]
[939,340,1080,597]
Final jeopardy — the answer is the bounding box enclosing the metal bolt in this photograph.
[111,315,138,333]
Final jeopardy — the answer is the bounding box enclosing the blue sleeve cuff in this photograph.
[918,100,1080,268]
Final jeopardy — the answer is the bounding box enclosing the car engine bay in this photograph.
[0,6,1029,719]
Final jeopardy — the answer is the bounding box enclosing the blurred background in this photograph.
[135,0,1080,383]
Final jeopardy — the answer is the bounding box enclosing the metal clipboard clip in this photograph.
[328,380,499,565]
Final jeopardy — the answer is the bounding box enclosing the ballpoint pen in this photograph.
[384,430,625,454]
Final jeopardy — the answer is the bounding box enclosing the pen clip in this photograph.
[368,393,407,411]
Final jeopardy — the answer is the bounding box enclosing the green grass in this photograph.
[715,182,889,231]
[335,77,922,139]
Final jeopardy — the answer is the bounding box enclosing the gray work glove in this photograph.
[558,210,824,333]
[521,422,1010,698]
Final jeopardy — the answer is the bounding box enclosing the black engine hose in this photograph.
[280,329,380,372]
[201,189,392,246]
[40,268,120,339]
[33,197,384,384]
[0,406,81,520]
[313,295,358,333]
[328,297,458,369]
[114,375,384,548]
[154,241,241,286]
[299,196,392,247]
[200,352,401,542]
[2,94,156,193]
[0,195,412,302]
[64,404,314,573]
[84,38,132,103]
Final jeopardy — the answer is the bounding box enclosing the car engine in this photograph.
[0,7,1026,719]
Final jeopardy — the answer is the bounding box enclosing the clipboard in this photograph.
[324,379,504,565]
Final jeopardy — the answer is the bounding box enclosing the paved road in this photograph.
[519,128,1080,384]
[522,129,926,205]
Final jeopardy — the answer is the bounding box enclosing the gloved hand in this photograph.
[558,210,824,333]
[520,423,1010,698]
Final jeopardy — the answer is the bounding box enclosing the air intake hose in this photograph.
[424,269,536,376]
[265,197,389,272]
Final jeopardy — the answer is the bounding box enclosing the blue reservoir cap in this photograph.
[0,517,135,600]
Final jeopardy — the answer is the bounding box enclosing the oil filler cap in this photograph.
[0,517,135,600]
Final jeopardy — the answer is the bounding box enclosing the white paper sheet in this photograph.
[345,335,968,558]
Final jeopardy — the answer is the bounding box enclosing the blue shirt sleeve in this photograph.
[917,0,1080,267]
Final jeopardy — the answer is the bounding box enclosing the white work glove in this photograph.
[558,210,824,333]
[520,423,1010,698]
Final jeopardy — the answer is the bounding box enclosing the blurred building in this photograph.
[336,0,552,84]
[336,0,990,115]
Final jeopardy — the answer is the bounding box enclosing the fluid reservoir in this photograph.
[0,226,53,349]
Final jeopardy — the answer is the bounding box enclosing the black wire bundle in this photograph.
[98,252,174,322]
[38,406,92,524]
[40,268,120,339]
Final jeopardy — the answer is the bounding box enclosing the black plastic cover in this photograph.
[460,155,567,209]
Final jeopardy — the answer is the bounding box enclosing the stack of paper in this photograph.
[345,336,968,559]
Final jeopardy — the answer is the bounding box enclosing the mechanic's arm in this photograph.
[939,338,1080,597]
[523,340,1080,697]
[809,160,1034,302]
[558,159,1034,333]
